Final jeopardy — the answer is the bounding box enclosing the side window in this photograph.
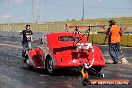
[58,36,81,42]
[42,36,48,45]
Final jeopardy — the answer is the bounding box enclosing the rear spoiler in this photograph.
[64,25,106,32]
[64,25,105,29]
[64,25,106,44]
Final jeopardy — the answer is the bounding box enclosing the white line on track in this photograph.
[0,43,22,49]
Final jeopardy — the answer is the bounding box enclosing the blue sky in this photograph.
[0,0,132,23]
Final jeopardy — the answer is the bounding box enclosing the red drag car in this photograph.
[25,32,106,74]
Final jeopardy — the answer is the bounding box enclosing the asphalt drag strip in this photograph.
[0,38,132,88]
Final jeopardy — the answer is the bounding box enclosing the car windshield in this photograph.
[58,36,81,42]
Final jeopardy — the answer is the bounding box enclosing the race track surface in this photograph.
[0,37,132,88]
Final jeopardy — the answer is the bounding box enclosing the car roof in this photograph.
[47,32,83,37]
[42,32,84,38]
[44,32,87,49]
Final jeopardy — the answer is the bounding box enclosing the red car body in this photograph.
[26,32,106,73]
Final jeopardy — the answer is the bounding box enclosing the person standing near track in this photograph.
[19,24,33,62]
[104,20,122,64]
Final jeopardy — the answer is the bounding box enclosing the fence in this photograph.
[0,21,132,46]
[0,21,132,32]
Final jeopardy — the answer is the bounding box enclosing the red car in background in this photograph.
[25,32,106,74]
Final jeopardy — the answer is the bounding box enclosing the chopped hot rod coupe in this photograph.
[24,26,106,74]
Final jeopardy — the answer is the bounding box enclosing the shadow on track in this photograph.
[19,65,103,80]
[20,66,81,76]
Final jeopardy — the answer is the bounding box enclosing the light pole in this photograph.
[36,0,39,24]
[32,0,35,23]
[43,0,47,23]
[8,0,10,32]
[82,0,85,22]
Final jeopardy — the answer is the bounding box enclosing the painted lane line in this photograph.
[0,43,22,49]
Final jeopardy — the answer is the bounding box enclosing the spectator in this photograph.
[19,24,33,62]
[104,20,122,64]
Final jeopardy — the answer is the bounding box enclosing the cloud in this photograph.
[15,0,24,4]
[97,0,102,3]
[1,15,10,19]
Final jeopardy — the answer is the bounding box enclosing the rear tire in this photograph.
[46,56,54,74]
[92,66,102,72]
